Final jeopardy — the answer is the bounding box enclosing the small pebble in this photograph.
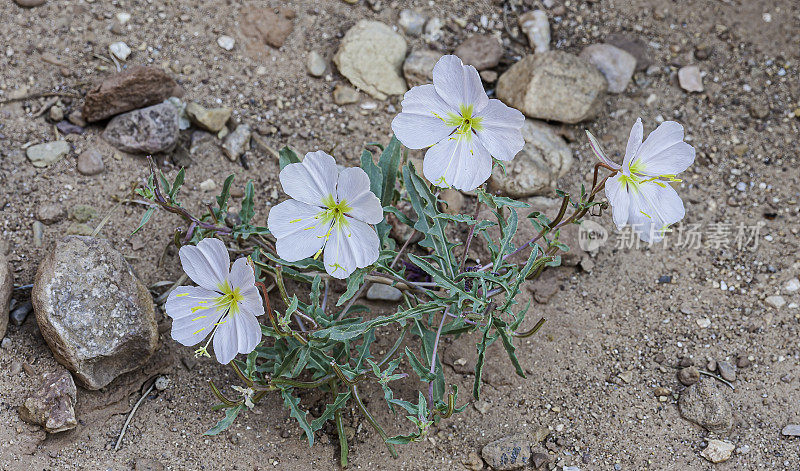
[306,51,326,77]
[200,179,216,192]
[10,300,33,326]
[717,361,736,382]
[217,35,235,51]
[678,366,700,386]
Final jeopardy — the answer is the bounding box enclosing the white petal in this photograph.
[268,199,329,262]
[228,257,255,290]
[423,135,492,191]
[336,167,384,224]
[234,310,262,356]
[238,286,265,318]
[631,121,695,176]
[323,217,380,279]
[279,151,338,206]
[391,84,456,149]
[179,238,230,291]
[432,55,489,111]
[622,118,643,169]
[604,175,630,229]
[166,286,224,346]
[626,181,685,243]
[213,314,239,364]
[474,99,525,161]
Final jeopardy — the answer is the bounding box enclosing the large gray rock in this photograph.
[579,43,636,94]
[19,370,77,433]
[678,379,733,433]
[32,236,159,390]
[334,20,408,100]
[481,433,532,470]
[496,51,607,123]
[488,120,573,198]
[0,253,11,339]
[102,103,179,154]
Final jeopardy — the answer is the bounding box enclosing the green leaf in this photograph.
[280,389,314,446]
[216,174,235,215]
[493,208,518,272]
[407,254,481,308]
[404,347,436,382]
[476,188,529,209]
[492,318,526,378]
[360,149,383,200]
[336,267,368,307]
[313,301,438,341]
[310,392,351,432]
[132,207,155,235]
[279,146,301,170]
[205,404,245,435]
[378,135,402,206]
[169,167,185,201]
[473,319,496,400]
[240,181,255,225]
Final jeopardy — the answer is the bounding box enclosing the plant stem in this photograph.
[335,409,349,468]
[351,384,398,458]
[459,201,482,272]
[427,306,450,407]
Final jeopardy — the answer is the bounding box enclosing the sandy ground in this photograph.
[1,0,799,469]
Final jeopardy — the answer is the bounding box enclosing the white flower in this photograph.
[391,55,525,192]
[166,238,264,364]
[267,151,383,279]
[587,118,695,242]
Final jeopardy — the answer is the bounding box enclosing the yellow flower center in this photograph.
[435,104,484,141]
[319,194,351,228]
[214,282,244,316]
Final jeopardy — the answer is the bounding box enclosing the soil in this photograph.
[1,0,799,470]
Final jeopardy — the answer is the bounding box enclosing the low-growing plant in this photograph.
[135,55,695,465]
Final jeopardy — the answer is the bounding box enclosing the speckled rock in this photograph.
[102,103,180,154]
[487,120,572,197]
[32,236,159,390]
[0,253,11,339]
[701,440,735,463]
[19,370,77,433]
[678,379,733,433]
[496,51,606,123]
[334,20,408,100]
[481,434,532,470]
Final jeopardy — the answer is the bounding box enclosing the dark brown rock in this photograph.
[82,66,184,122]
[14,0,46,7]
[19,370,78,433]
[454,35,503,71]
[32,236,159,390]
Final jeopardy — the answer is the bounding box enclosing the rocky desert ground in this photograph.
[1,0,799,470]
